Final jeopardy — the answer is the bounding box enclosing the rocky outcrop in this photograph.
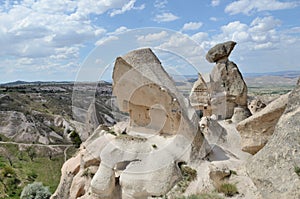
[236,93,288,154]
[0,111,73,144]
[207,41,248,119]
[189,73,212,117]
[231,107,251,123]
[206,41,236,63]
[248,99,266,114]
[53,48,208,199]
[247,79,300,198]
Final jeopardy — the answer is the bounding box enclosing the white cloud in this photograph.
[181,22,203,31]
[153,12,179,22]
[225,0,299,15]
[209,16,282,50]
[210,17,218,21]
[191,32,209,43]
[159,33,209,72]
[0,0,137,76]
[95,36,119,46]
[110,0,145,17]
[211,0,220,7]
[137,31,168,42]
[154,0,168,9]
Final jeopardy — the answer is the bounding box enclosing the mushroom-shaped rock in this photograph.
[208,41,248,119]
[206,41,236,63]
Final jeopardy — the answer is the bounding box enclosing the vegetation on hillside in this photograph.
[0,143,76,199]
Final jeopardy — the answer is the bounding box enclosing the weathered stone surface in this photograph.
[247,79,300,198]
[231,107,251,123]
[113,48,201,137]
[209,59,248,119]
[189,73,212,117]
[206,41,236,63]
[53,48,208,199]
[51,132,114,199]
[236,93,288,154]
[248,99,266,114]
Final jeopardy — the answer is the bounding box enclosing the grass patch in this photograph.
[0,144,68,198]
[217,183,238,197]
[176,163,197,193]
[294,166,300,176]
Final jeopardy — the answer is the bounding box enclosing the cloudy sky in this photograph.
[0,0,300,83]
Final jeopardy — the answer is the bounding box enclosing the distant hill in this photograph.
[0,80,73,87]
[243,70,300,78]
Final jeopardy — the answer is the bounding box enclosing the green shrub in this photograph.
[70,130,82,148]
[2,165,15,177]
[177,164,197,193]
[295,166,300,176]
[21,182,51,199]
[218,183,238,197]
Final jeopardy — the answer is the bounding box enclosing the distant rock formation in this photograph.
[247,78,300,198]
[189,73,212,117]
[207,41,248,120]
[236,93,288,154]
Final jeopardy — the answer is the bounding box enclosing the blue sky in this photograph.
[0,0,300,83]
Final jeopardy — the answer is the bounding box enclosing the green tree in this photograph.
[20,182,51,199]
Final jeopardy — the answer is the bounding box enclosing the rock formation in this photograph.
[189,73,212,117]
[207,41,248,120]
[236,93,288,154]
[247,79,300,198]
[231,107,251,123]
[52,48,208,199]
[248,99,266,114]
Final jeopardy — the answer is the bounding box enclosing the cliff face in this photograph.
[246,78,300,199]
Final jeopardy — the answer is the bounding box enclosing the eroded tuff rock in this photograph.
[206,41,236,63]
[247,79,300,198]
[208,41,248,119]
[231,107,251,123]
[248,99,266,114]
[53,48,208,199]
[236,93,288,154]
[189,73,212,117]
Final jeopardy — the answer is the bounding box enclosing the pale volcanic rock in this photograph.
[113,48,202,137]
[231,107,251,123]
[236,93,289,155]
[208,41,248,119]
[248,99,266,114]
[52,48,208,199]
[247,79,300,199]
[206,41,236,63]
[189,73,212,117]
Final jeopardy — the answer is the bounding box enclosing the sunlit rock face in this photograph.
[52,48,208,199]
[112,48,202,137]
[207,41,248,119]
[247,78,300,198]
[189,73,212,117]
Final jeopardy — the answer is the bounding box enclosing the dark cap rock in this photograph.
[206,41,236,63]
